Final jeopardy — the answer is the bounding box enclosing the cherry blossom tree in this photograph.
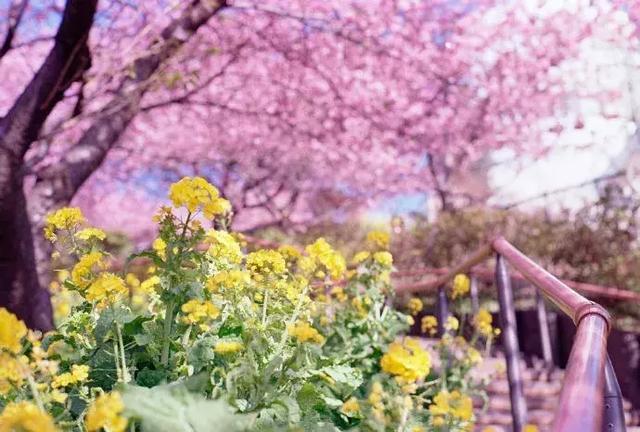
[0,0,635,327]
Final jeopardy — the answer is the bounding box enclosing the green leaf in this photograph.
[316,365,363,395]
[135,368,167,388]
[187,337,216,373]
[121,384,248,432]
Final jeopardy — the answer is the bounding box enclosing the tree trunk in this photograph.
[0,0,97,329]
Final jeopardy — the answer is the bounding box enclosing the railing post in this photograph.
[436,286,449,337]
[603,356,626,432]
[495,253,528,432]
[470,276,479,316]
[536,290,554,367]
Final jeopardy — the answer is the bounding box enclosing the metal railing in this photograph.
[396,236,625,432]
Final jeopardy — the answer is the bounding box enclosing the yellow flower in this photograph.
[44,207,84,242]
[51,364,89,389]
[305,238,346,279]
[366,230,390,250]
[75,227,106,241]
[50,389,68,404]
[0,353,27,395]
[0,401,58,432]
[214,340,244,354]
[406,297,423,315]
[330,286,347,302]
[380,338,430,382]
[429,390,473,422]
[444,316,459,332]
[168,176,230,219]
[524,425,539,432]
[207,270,250,293]
[139,276,161,294]
[85,274,127,308]
[205,230,243,264]
[71,251,104,289]
[125,273,140,288]
[181,299,220,330]
[288,321,325,344]
[421,315,438,336]
[466,347,482,365]
[152,238,167,260]
[246,250,286,280]
[278,245,301,263]
[340,397,360,415]
[451,274,470,299]
[0,308,27,354]
[352,251,370,265]
[373,251,393,268]
[85,392,127,432]
[474,308,494,337]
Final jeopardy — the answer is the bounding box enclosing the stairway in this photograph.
[473,356,639,431]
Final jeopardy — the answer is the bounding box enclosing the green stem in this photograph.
[116,324,130,383]
[113,338,122,382]
[161,300,176,367]
[276,284,309,349]
[26,372,45,412]
[261,288,269,327]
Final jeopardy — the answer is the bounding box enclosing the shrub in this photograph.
[0,177,494,431]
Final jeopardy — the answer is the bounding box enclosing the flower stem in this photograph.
[113,338,122,382]
[261,288,269,327]
[26,372,45,412]
[116,324,130,383]
[161,300,176,367]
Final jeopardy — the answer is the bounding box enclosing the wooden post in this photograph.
[436,285,449,337]
[495,253,528,432]
[536,290,554,367]
[470,276,480,316]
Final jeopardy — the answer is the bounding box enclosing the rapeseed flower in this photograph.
[407,297,423,315]
[168,176,230,219]
[380,338,430,382]
[0,401,58,432]
[44,207,84,242]
[0,308,27,353]
[451,274,470,299]
[85,392,127,432]
[85,273,127,308]
[288,321,325,344]
[205,230,243,264]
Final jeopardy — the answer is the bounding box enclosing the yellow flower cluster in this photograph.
[474,308,496,338]
[85,392,127,432]
[168,176,230,219]
[451,274,470,299]
[181,300,220,331]
[429,390,473,426]
[152,238,167,260]
[305,238,346,279]
[0,400,58,432]
[373,251,393,268]
[406,297,423,316]
[75,227,106,241]
[71,252,104,289]
[278,244,301,264]
[246,249,286,280]
[207,270,250,293]
[86,273,127,308]
[214,340,244,354]
[380,338,431,383]
[0,352,27,395]
[352,250,370,265]
[288,321,325,344]
[0,308,27,353]
[444,316,459,332]
[205,230,243,264]
[340,397,360,415]
[368,382,387,423]
[421,315,438,336]
[52,364,89,389]
[366,230,390,250]
[44,207,85,242]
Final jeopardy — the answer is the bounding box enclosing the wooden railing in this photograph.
[400,236,624,432]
